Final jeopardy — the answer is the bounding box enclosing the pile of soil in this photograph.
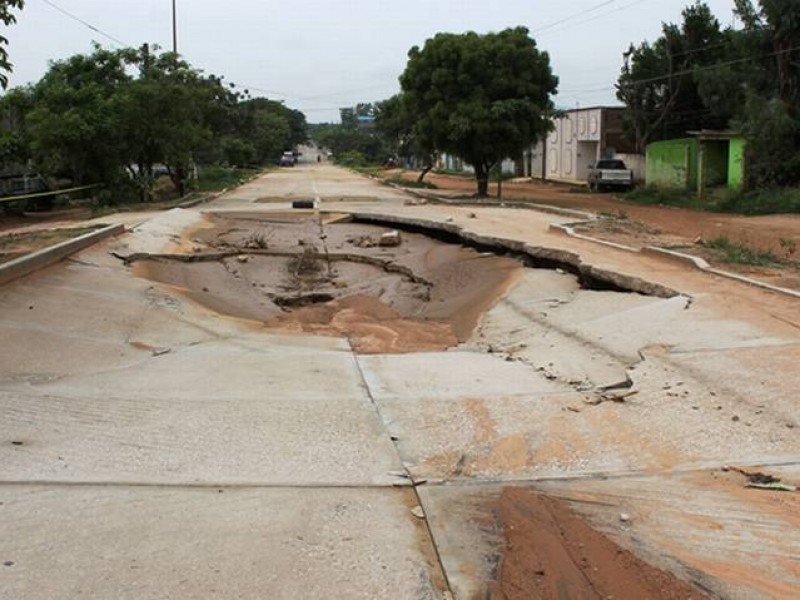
[489,488,708,600]
[132,214,523,353]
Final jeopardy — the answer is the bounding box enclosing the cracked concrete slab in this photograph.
[357,351,569,402]
[0,389,403,486]
[0,486,444,600]
[417,468,800,600]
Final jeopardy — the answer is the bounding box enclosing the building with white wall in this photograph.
[521,106,643,183]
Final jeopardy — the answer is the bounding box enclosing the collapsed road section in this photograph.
[122,211,677,356]
[107,209,800,599]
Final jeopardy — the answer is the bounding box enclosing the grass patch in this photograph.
[623,186,705,209]
[701,236,781,266]
[713,187,800,215]
[193,166,260,193]
[625,185,800,215]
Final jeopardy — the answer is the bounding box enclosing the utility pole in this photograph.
[172,0,178,54]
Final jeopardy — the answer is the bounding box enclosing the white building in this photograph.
[522,106,644,184]
[433,106,644,183]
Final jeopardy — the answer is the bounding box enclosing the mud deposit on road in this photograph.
[131,213,523,353]
[490,488,708,600]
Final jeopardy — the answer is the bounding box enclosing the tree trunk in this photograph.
[417,163,433,182]
[474,162,489,197]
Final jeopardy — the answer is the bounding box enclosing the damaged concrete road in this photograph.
[0,164,798,599]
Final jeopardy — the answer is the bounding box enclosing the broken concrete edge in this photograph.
[0,223,125,287]
[341,211,681,299]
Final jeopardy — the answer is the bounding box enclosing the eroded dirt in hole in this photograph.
[130,213,523,353]
[489,488,709,600]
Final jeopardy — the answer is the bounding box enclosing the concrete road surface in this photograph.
[1,164,798,599]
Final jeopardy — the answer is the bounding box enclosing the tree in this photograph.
[399,27,558,196]
[617,2,729,152]
[25,46,133,186]
[114,46,217,198]
[732,0,800,187]
[375,93,436,179]
[0,0,24,89]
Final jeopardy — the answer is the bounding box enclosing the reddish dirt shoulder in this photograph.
[489,488,708,600]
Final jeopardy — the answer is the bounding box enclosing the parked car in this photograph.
[279,152,295,167]
[587,159,633,192]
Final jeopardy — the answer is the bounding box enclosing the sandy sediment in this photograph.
[489,488,708,600]
[131,215,524,353]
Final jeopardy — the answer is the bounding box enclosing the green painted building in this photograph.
[646,131,746,196]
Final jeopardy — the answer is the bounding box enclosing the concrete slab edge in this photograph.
[0,223,125,287]
[345,211,680,299]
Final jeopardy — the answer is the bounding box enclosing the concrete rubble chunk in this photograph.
[379,230,402,247]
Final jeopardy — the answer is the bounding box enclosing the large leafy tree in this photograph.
[399,27,557,196]
[114,46,218,198]
[0,0,23,88]
[17,44,305,200]
[732,0,800,187]
[25,46,133,186]
[616,2,729,152]
[618,0,800,189]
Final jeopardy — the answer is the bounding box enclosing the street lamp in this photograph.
[172,0,178,54]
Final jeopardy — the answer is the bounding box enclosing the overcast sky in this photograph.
[5,0,738,122]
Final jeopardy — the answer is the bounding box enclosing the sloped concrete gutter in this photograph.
[0,223,125,286]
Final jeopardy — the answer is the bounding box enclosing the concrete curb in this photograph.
[641,246,711,270]
[555,227,800,300]
[548,223,639,253]
[0,223,125,287]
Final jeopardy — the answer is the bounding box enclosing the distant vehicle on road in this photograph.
[587,159,634,192]
[279,152,295,167]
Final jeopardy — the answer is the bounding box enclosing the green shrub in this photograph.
[335,150,367,168]
[713,187,800,215]
[623,186,700,208]
[194,166,258,193]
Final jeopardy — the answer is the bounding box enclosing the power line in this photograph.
[559,43,800,97]
[40,0,128,47]
[538,0,654,37]
[531,0,617,34]
[620,44,800,88]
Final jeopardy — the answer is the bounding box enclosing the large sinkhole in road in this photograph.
[130,212,650,354]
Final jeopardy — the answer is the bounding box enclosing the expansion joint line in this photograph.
[348,344,454,597]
